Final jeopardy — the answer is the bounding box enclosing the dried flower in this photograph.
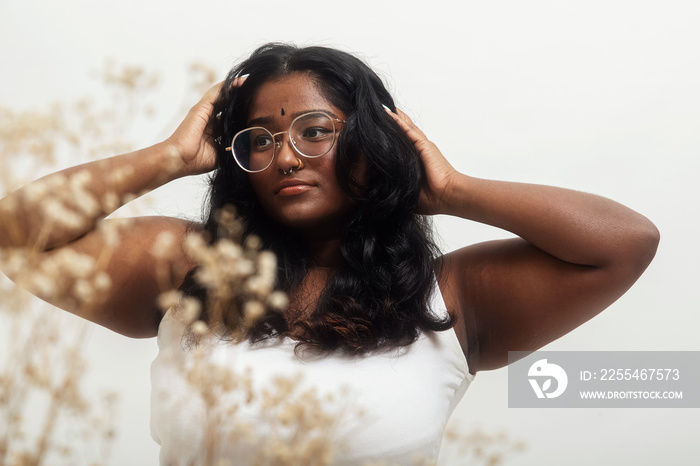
[101,191,120,213]
[180,296,202,324]
[158,290,182,312]
[93,272,112,292]
[267,291,289,311]
[192,320,209,336]
[152,231,177,260]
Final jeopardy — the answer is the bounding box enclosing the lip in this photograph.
[274,179,315,195]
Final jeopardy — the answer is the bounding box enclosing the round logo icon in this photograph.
[528,359,568,399]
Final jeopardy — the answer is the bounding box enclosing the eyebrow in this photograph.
[247,109,342,127]
[247,115,274,127]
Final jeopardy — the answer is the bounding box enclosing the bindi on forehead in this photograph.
[281,108,285,116]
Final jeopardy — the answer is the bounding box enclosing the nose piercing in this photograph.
[282,158,304,175]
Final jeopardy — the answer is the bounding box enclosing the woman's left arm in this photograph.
[388,108,660,373]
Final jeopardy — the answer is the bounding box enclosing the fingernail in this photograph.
[382,104,393,113]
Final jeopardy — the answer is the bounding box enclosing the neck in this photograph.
[306,237,343,269]
[284,234,342,327]
[290,222,345,269]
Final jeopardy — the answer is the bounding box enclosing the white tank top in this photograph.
[150,285,473,465]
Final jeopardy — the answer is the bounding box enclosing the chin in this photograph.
[268,207,354,236]
[275,214,336,231]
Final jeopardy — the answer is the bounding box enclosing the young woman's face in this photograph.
[245,73,354,237]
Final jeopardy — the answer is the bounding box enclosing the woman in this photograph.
[0,43,659,464]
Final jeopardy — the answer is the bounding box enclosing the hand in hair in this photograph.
[385,107,458,216]
[165,77,246,176]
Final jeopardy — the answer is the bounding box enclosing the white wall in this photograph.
[1,0,698,464]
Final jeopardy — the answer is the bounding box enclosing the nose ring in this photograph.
[282,158,304,175]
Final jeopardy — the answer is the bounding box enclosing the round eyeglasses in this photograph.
[225,111,346,173]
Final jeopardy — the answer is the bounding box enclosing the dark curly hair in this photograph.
[182,43,453,353]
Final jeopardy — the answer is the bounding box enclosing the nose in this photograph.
[273,131,299,172]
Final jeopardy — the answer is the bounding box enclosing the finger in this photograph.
[395,108,422,132]
[201,81,224,104]
[393,107,419,131]
[230,74,248,89]
[386,107,427,143]
[204,76,247,122]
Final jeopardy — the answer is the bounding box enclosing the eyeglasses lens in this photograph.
[290,113,335,158]
[233,128,274,172]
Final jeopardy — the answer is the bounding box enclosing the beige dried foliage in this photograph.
[437,425,526,466]
[0,302,119,466]
[102,61,160,92]
[0,104,64,193]
[165,340,344,466]
[155,204,286,343]
[188,62,219,96]
[0,60,168,465]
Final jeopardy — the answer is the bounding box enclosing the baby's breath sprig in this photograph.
[156,204,287,341]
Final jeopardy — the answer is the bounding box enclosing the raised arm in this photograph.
[0,82,226,337]
[387,108,660,373]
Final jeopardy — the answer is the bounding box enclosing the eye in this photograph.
[253,134,274,150]
[302,127,332,140]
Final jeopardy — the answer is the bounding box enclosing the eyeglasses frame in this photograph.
[225,111,346,173]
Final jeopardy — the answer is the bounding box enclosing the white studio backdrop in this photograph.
[1,0,698,464]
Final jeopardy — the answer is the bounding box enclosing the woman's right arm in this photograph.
[0,83,224,338]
